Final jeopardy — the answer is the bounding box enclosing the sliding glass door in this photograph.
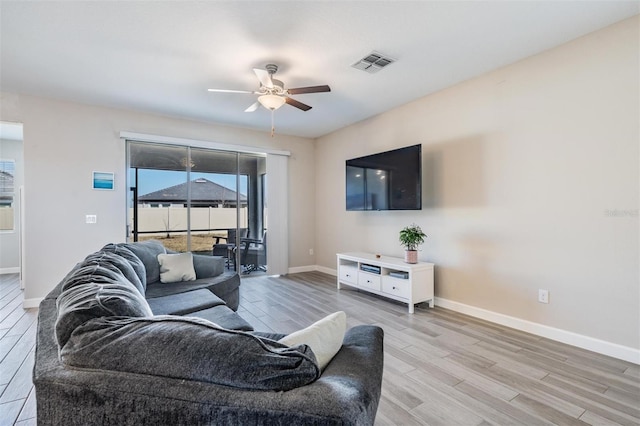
[127,141,267,271]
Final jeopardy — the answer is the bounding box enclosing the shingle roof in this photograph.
[139,178,246,203]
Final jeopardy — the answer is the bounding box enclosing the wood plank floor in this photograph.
[0,274,37,426]
[2,271,639,425]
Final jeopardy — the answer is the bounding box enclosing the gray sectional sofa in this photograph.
[34,240,384,425]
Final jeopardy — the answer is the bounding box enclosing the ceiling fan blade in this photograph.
[287,85,331,95]
[245,101,260,112]
[285,97,312,111]
[208,89,256,94]
[253,68,273,89]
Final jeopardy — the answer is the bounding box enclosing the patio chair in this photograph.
[239,231,267,274]
[213,228,248,269]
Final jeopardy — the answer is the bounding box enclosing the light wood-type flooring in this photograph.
[1,271,639,425]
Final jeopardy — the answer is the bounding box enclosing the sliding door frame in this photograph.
[123,132,290,275]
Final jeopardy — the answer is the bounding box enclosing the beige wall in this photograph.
[0,94,316,301]
[315,17,639,350]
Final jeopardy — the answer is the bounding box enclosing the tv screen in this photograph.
[346,144,422,211]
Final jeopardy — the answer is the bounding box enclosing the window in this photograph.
[0,160,15,231]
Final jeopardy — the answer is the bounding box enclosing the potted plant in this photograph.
[399,224,427,264]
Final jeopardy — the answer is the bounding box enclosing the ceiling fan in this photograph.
[208,64,331,113]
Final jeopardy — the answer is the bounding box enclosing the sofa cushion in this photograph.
[146,289,225,316]
[101,243,147,290]
[55,279,153,348]
[158,252,197,283]
[279,311,347,370]
[60,316,320,391]
[145,272,235,299]
[145,271,241,310]
[81,251,145,295]
[188,305,254,331]
[122,240,166,284]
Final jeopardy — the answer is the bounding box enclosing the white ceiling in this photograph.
[1,1,638,139]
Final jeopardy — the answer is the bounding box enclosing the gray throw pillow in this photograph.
[101,244,147,290]
[56,279,153,349]
[61,316,321,391]
[121,240,167,284]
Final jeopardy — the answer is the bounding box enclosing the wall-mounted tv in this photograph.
[346,144,422,211]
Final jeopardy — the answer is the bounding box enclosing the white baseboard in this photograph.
[23,297,43,309]
[436,297,640,365]
[316,265,336,276]
[287,265,337,275]
[287,265,317,274]
[0,267,20,275]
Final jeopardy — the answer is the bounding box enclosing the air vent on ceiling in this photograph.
[351,51,395,74]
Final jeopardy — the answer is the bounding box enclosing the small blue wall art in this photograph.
[93,171,114,190]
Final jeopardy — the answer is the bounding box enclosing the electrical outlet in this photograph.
[309,248,314,255]
[538,289,549,304]
[85,214,97,224]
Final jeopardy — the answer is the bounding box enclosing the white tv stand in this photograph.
[336,252,434,314]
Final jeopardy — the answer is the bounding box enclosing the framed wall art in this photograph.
[93,171,114,190]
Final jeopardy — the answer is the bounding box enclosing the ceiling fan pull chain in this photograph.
[271,109,275,138]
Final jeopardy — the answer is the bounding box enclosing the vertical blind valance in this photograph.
[266,154,288,276]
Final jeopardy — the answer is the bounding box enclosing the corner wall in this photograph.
[0,94,316,303]
[315,17,639,356]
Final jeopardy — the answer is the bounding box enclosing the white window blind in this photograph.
[265,154,288,275]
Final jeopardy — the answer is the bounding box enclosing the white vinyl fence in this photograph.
[0,207,13,231]
[130,206,249,236]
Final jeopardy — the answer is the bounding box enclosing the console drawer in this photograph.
[339,265,358,285]
[382,276,410,299]
[358,273,381,291]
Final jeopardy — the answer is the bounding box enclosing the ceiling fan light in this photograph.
[258,94,286,110]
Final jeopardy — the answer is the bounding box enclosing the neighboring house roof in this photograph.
[139,178,246,204]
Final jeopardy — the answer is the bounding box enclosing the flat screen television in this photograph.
[346,144,422,211]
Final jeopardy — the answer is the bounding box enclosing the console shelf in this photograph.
[336,252,434,314]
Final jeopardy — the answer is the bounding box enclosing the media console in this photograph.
[336,252,434,314]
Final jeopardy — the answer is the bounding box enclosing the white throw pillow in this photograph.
[278,311,347,370]
[157,252,197,283]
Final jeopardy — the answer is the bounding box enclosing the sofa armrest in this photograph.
[309,324,384,422]
[192,254,224,278]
